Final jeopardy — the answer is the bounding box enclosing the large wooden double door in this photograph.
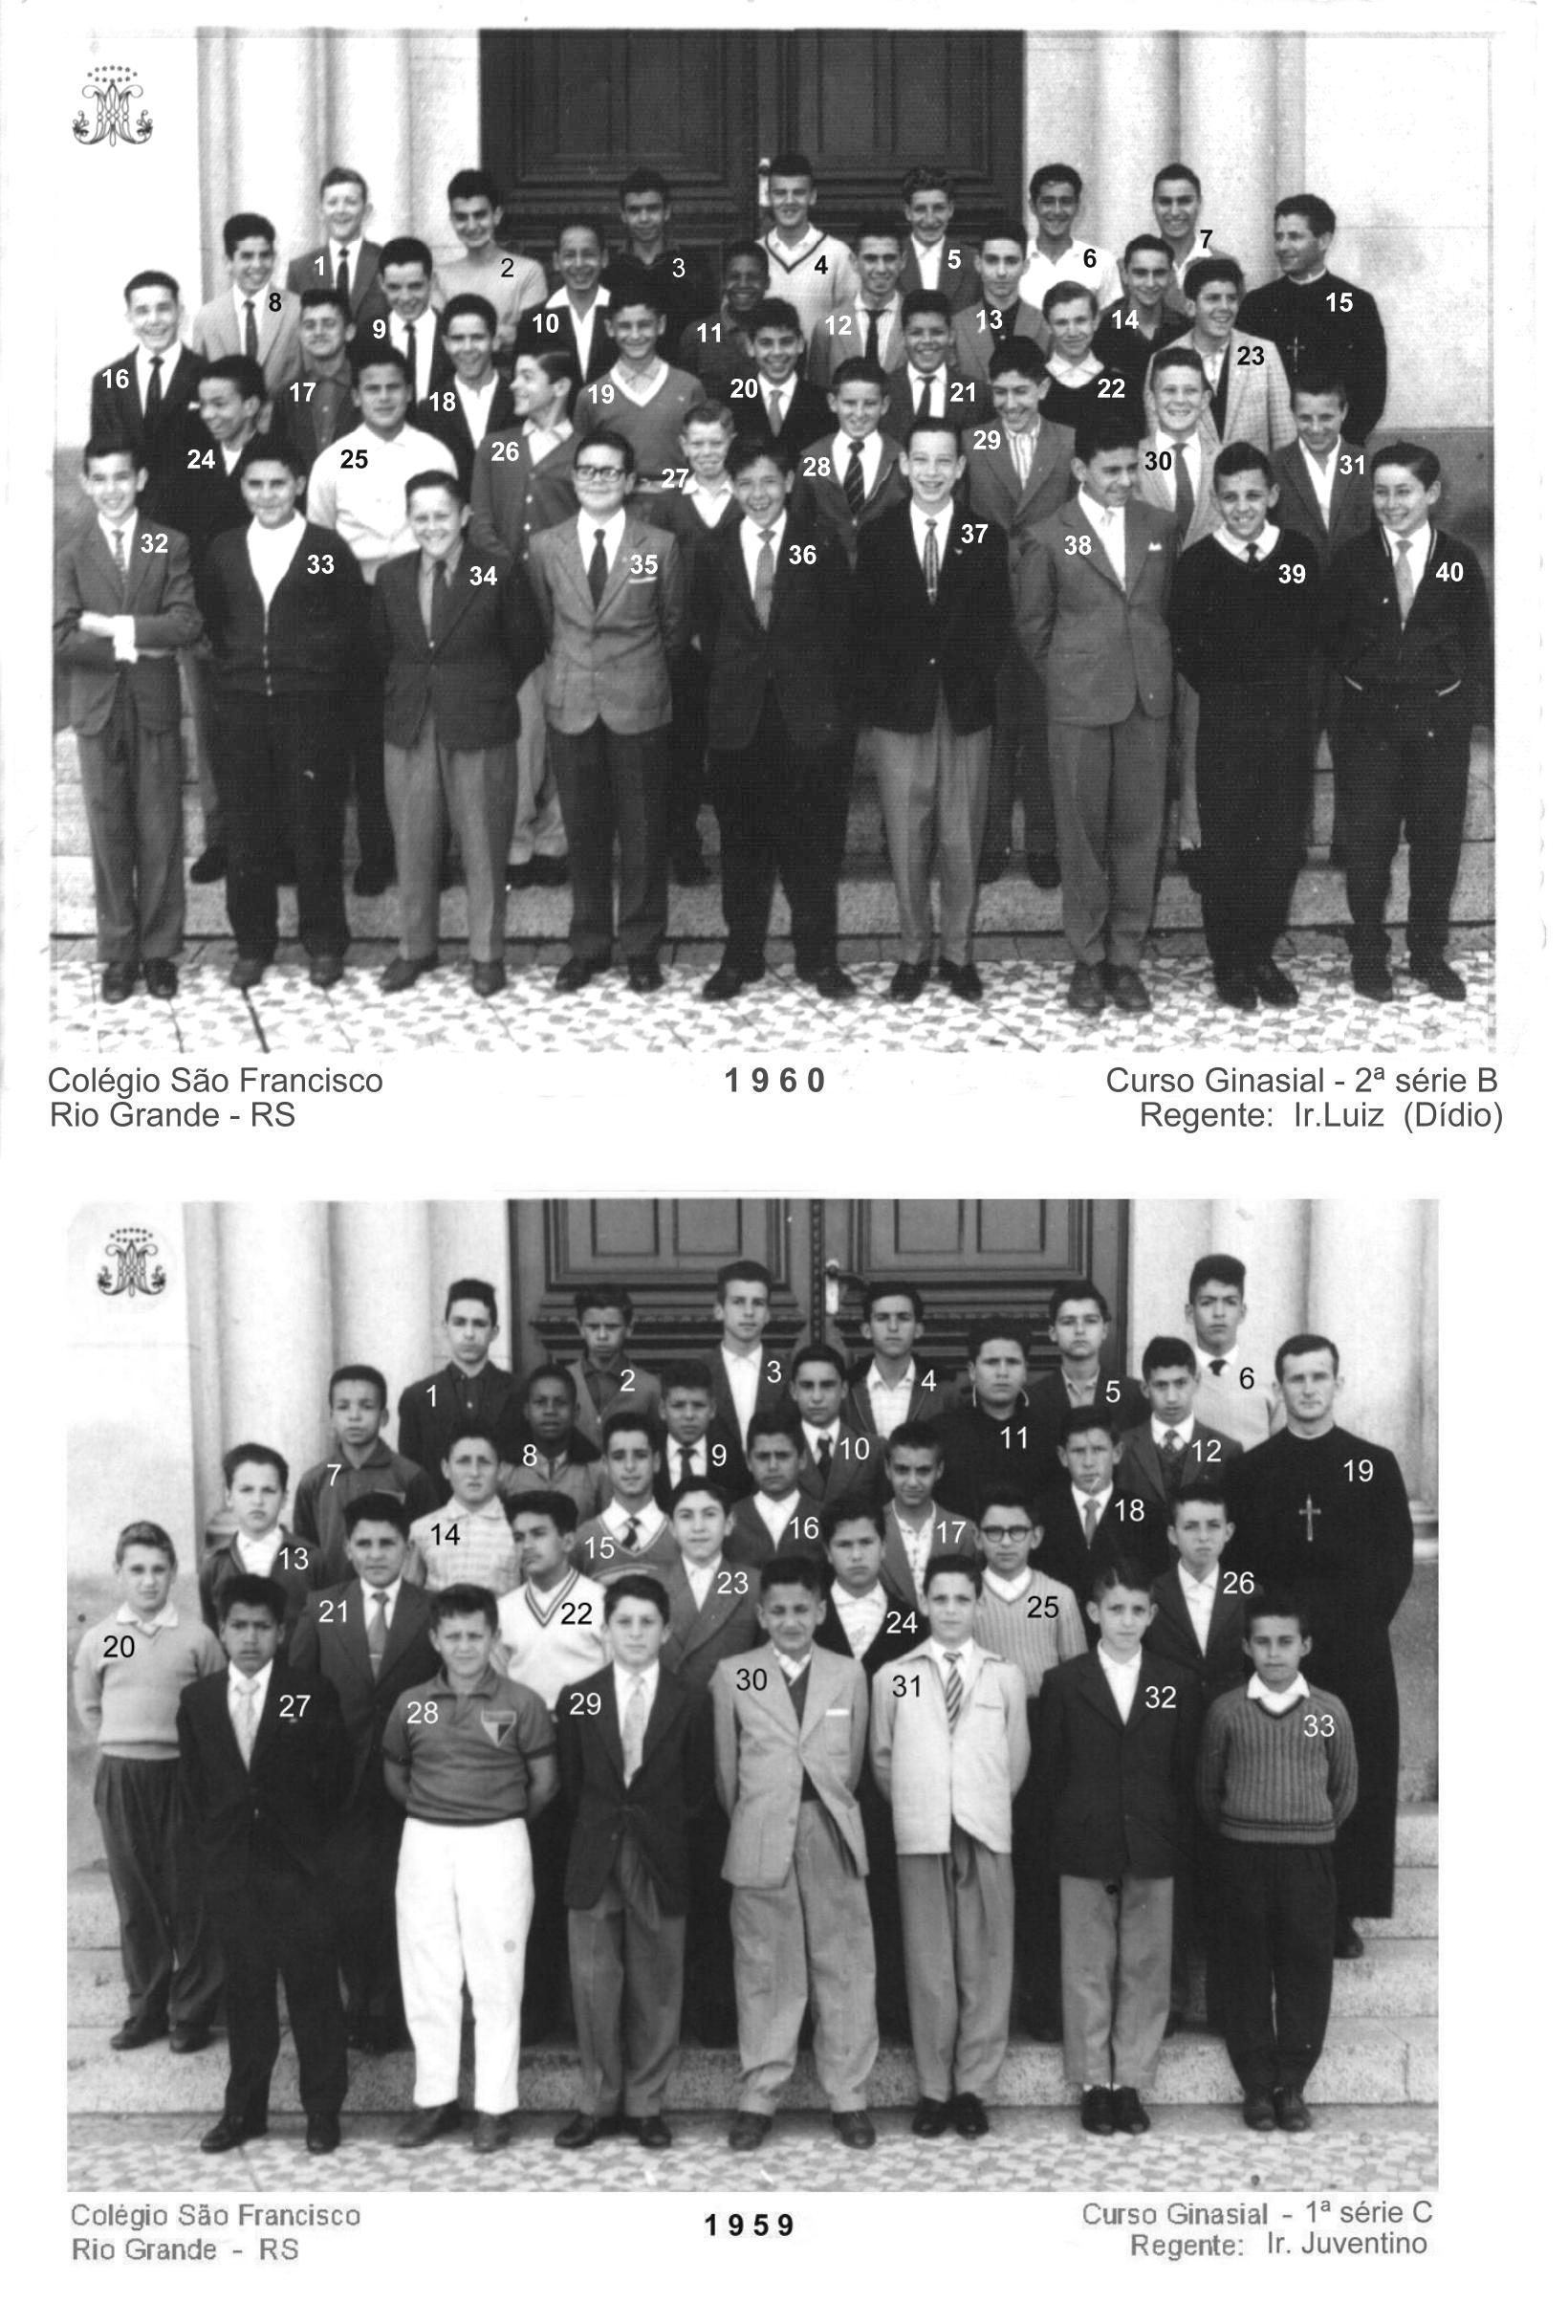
[512,1199,1128,1384]
[481,30,1024,274]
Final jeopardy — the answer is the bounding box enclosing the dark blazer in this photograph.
[468,425,580,563]
[932,1392,1061,1522]
[728,1494,822,1567]
[198,1534,349,1639]
[556,1661,713,1914]
[852,499,1013,734]
[1270,437,1373,565]
[898,240,981,310]
[1032,1370,1151,1447]
[89,344,206,477]
[177,1662,354,1893]
[517,297,617,394]
[652,1420,745,1513]
[727,380,834,471]
[288,1579,441,1795]
[54,516,202,735]
[697,512,853,753]
[152,420,250,562]
[288,242,389,327]
[1013,496,1178,724]
[795,432,907,568]
[1031,1647,1201,1879]
[817,1583,927,1677]
[1030,1486,1163,1614]
[1146,1569,1249,1705]
[659,1552,760,1690]
[1091,303,1187,405]
[277,367,359,470]
[1118,1417,1243,1526]
[197,521,368,698]
[397,1361,532,1485]
[370,540,543,747]
[797,1425,887,1508]
[1322,524,1492,727]
[416,378,514,497]
[844,1361,949,1439]
[700,1346,790,1446]
[882,365,991,445]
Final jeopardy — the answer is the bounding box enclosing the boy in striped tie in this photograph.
[871,1552,1030,2138]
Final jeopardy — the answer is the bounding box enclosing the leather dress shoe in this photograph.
[910,2095,950,2138]
[1215,970,1258,1011]
[814,964,856,999]
[887,961,930,1003]
[670,846,710,887]
[937,957,984,1003]
[633,2115,673,2149]
[703,962,763,1000]
[167,2026,210,2054]
[308,954,344,989]
[305,2113,340,2155]
[555,956,608,993]
[1104,964,1152,1015]
[531,855,572,887]
[189,845,228,884]
[832,2110,876,2150]
[554,2111,625,2149]
[1066,961,1106,1016]
[352,864,393,897]
[1274,2085,1313,2132]
[100,963,139,1004]
[395,2100,463,2148]
[1243,2089,1278,2132]
[110,2016,167,2050]
[1079,2085,1115,2135]
[950,2092,990,2139]
[1027,850,1061,889]
[471,2112,512,2154]
[200,2113,266,2154]
[728,2112,772,2151]
[977,850,1008,885]
[229,955,268,991]
[1334,1918,1364,1959]
[381,953,438,994]
[470,958,507,997]
[1410,956,1466,1001]
[1112,2086,1150,2134]
[143,958,179,999]
[627,958,664,994]
[1352,963,1394,1002]
[1252,958,1299,1007]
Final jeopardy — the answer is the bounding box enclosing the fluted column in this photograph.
[1021,33,1099,217]
[330,1203,435,1461]
[408,33,482,261]
[1306,1201,1427,1490]
[426,1203,514,1364]
[1126,1200,1211,1357]
[1273,33,1308,199]
[327,31,414,241]
[1209,1198,1311,1375]
[197,32,328,299]
[1416,1211,1440,1548]
[185,1205,225,1549]
[67,1203,198,1581]
[1176,33,1276,291]
[215,1205,333,1524]
[1092,34,1180,256]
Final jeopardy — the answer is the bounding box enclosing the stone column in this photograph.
[185,1205,225,1551]
[1092,33,1180,255]
[1273,33,1308,199]
[1021,32,1098,214]
[427,1203,513,1362]
[1306,1201,1427,1489]
[326,30,413,239]
[1126,1200,1211,1356]
[408,33,482,261]
[331,1204,435,1454]
[1209,1198,1311,1378]
[214,1204,334,1524]
[67,1203,198,1583]
[1416,1210,1440,1549]
[1175,33,1276,290]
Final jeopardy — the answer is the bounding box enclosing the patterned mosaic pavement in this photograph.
[52,935,1494,1055]
[67,2105,1436,2194]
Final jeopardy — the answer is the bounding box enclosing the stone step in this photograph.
[64,2013,1435,2114]
[50,845,1495,945]
[1395,1800,1438,1867]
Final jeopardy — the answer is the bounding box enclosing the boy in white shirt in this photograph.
[1185,1254,1283,1449]
[880,1420,977,1603]
[760,150,856,343]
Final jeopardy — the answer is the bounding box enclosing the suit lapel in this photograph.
[1079,1652,1124,1728]
[1122,500,1151,597]
[596,520,642,615]
[595,1679,626,1781]
[639,1668,683,1767]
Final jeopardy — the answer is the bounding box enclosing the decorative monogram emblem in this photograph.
[97,1226,166,1298]
[73,65,154,147]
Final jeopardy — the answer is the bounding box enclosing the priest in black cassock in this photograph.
[1226,1333,1413,1955]
[1236,195,1387,446]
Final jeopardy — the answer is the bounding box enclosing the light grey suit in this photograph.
[191,288,303,398]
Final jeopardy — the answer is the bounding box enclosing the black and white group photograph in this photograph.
[66,1196,1438,2196]
[47,22,1500,1056]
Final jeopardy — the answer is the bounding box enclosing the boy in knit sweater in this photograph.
[579,285,704,481]
[1167,440,1320,1013]
[74,1522,228,2051]
[1196,1591,1358,2132]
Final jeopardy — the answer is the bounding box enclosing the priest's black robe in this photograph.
[1235,271,1387,444]
[1227,1422,1414,1917]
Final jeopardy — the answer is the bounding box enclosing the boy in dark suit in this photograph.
[1035,1403,1162,1615]
[848,1280,945,1442]
[806,216,906,387]
[1036,1278,1150,1439]
[795,356,906,569]
[177,1573,353,2153]
[55,438,202,1002]
[1169,442,1321,1010]
[1013,417,1178,1017]
[882,293,988,444]
[370,469,544,997]
[1149,1480,1250,2028]
[376,237,452,406]
[1092,237,1187,405]
[289,1495,440,2052]
[518,216,617,394]
[195,434,367,990]
[697,432,856,999]
[732,302,836,463]
[89,271,204,490]
[198,1442,347,1639]
[1272,372,1372,860]
[553,1572,712,2148]
[1322,439,1492,1000]
[853,415,1013,1003]
[899,164,980,309]
[417,296,513,496]
[653,1360,743,1510]
[1033,1557,1200,2133]
[396,1276,530,1486]
[819,1493,926,2036]
[790,1344,886,1503]
[934,1319,1058,1521]
[1122,1336,1242,1524]
[727,1415,820,1566]
[286,165,388,329]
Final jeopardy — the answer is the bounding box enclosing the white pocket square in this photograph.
[826,1706,850,1718]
